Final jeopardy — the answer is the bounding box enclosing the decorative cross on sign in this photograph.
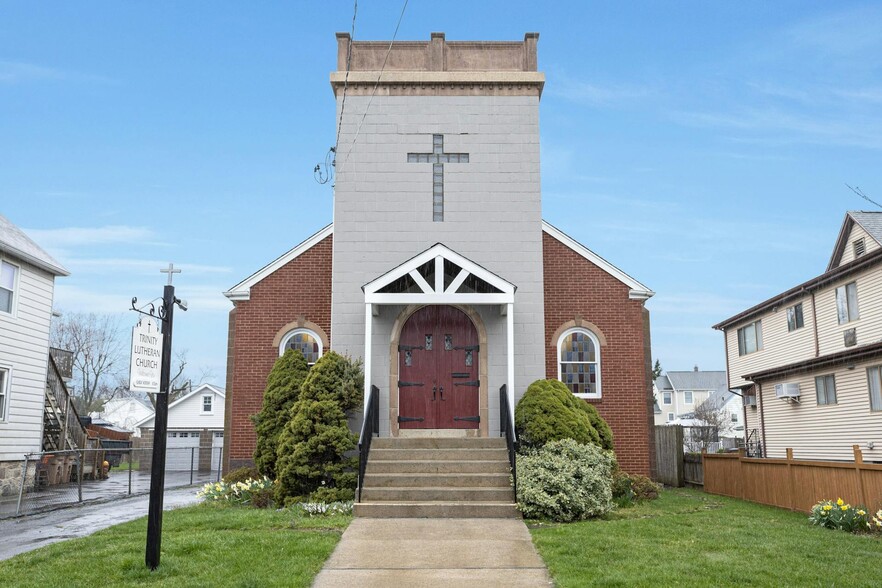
[407,134,469,222]
[160,262,181,285]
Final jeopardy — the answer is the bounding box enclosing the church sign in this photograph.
[129,317,163,393]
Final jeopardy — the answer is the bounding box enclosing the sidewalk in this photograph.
[312,518,552,587]
[0,486,201,561]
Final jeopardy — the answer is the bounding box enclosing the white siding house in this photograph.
[0,215,69,496]
[714,211,882,462]
[136,384,225,471]
[91,396,154,436]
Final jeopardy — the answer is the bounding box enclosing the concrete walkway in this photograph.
[0,486,201,561]
[312,518,552,587]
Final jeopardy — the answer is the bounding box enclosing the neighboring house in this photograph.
[0,215,77,497]
[223,33,657,477]
[714,211,882,462]
[136,383,225,471]
[655,368,728,426]
[91,396,153,436]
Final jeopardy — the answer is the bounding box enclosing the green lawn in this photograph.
[530,488,882,587]
[0,504,350,588]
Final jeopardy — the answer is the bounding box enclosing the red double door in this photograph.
[398,305,480,429]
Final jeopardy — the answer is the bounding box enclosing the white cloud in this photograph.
[65,258,232,275]
[24,225,158,249]
[0,60,113,85]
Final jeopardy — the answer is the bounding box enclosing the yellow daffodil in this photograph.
[841,505,848,511]
[836,498,844,506]
[857,509,866,516]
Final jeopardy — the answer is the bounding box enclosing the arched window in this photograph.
[279,328,323,365]
[557,328,601,399]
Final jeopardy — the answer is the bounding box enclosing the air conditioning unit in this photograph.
[743,394,757,407]
[775,382,801,400]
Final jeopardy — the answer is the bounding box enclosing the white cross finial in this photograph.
[160,262,181,285]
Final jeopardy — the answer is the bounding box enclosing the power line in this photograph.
[336,0,409,175]
[846,183,882,209]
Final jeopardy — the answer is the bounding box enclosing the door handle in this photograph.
[433,385,437,401]
[439,386,445,401]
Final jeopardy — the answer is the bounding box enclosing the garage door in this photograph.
[166,431,200,471]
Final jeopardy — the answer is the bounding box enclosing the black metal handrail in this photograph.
[499,384,518,499]
[357,385,380,502]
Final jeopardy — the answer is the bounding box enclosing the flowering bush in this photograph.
[808,498,874,533]
[197,477,274,508]
[298,501,354,517]
[516,438,616,522]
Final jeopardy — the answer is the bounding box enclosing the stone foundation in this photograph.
[0,460,33,498]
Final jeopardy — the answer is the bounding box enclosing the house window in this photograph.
[737,320,763,356]
[214,431,224,438]
[684,390,693,404]
[663,391,672,405]
[731,412,738,422]
[279,328,323,365]
[202,395,212,413]
[0,260,18,314]
[853,238,866,258]
[836,282,860,325]
[667,413,674,422]
[557,328,601,398]
[815,374,837,405]
[0,367,8,421]
[866,366,882,411]
[786,303,804,332]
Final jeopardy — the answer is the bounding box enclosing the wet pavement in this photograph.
[0,486,202,561]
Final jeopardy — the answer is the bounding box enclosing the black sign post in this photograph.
[132,263,184,571]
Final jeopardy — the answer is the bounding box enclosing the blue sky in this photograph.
[3,1,882,382]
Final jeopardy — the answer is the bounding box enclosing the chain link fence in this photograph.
[1,446,223,518]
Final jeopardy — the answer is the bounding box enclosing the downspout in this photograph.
[756,382,767,458]
[810,290,819,358]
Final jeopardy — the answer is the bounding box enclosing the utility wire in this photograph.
[336,0,409,175]
[846,183,882,210]
[334,0,358,156]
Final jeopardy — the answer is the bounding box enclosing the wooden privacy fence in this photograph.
[654,425,684,487]
[683,453,703,486]
[704,445,882,513]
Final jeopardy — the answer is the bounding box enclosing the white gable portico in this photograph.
[362,244,516,435]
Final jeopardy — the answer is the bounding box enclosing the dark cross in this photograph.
[160,263,181,285]
[407,134,469,222]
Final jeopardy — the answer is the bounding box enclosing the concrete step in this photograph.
[353,501,521,519]
[364,472,511,488]
[360,486,515,502]
[371,437,506,449]
[368,448,509,461]
[366,459,510,475]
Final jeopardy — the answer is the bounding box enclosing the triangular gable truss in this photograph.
[363,244,515,305]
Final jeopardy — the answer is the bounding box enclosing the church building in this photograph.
[223,33,656,477]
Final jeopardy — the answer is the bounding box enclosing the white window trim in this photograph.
[0,258,21,318]
[278,328,324,363]
[684,390,694,405]
[557,327,602,399]
[662,391,672,405]
[0,364,11,422]
[667,412,674,422]
[201,394,213,414]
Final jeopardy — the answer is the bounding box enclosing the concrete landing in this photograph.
[312,518,552,587]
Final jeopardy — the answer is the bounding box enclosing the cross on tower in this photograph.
[160,262,181,285]
[407,134,470,222]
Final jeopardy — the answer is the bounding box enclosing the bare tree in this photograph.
[683,398,735,453]
[51,311,125,412]
[144,349,216,409]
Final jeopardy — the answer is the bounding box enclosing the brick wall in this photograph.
[226,235,333,469]
[543,232,655,477]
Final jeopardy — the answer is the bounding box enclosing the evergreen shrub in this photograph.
[514,379,613,450]
[251,349,310,479]
[611,470,660,507]
[516,438,616,522]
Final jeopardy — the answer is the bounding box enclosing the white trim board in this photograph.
[541,221,654,300]
[223,224,333,301]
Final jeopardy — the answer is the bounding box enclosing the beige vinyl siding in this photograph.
[0,258,55,461]
[837,223,879,267]
[726,295,816,388]
[759,359,882,461]
[815,266,882,356]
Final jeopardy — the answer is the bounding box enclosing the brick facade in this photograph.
[542,231,656,477]
[225,235,333,469]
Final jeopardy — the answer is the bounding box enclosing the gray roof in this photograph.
[849,211,882,244]
[665,370,728,393]
[653,400,662,414]
[703,388,738,411]
[0,215,69,276]
[655,375,671,391]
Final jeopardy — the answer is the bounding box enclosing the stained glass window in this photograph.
[281,329,322,365]
[558,329,600,397]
